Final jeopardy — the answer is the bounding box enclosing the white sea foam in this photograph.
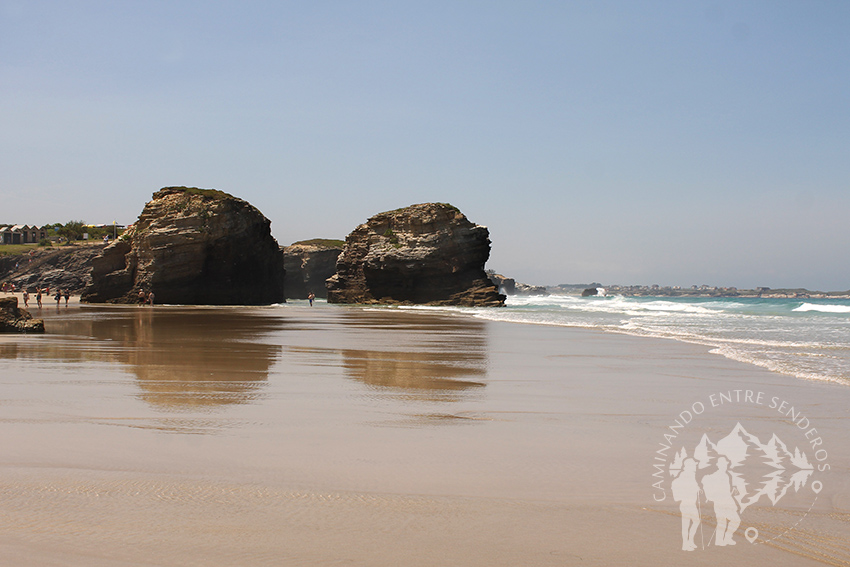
[708,345,849,385]
[792,303,850,314]
[393,293,850,386]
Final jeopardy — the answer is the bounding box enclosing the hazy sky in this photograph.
[2,1,848,290]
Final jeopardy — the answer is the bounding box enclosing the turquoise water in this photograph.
[401,295,850,385]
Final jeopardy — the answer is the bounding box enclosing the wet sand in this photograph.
[1,300,848,566]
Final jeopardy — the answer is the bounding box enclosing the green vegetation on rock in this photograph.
[382,228,400,247]
[163,186,234,200]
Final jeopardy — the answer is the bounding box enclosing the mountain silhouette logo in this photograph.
[668,422,817,551]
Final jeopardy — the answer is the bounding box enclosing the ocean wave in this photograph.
[792,303,850,314]
[365,296,850,386]
[708,345,849,386]
[504,295,723,315]
[616,320,833,349]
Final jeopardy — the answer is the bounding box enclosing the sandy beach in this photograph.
[1,299,848,566]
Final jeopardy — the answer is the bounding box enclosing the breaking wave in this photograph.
[793,303,850,314]
[400,294,850,386]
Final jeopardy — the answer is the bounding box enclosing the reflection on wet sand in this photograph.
[289,345,486,403]
[0,305,490,421]
[1,307,283,411]
[288,311,489,403]
[342,349,486,391]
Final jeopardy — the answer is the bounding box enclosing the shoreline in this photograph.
[393,298,850,388]
[6,291,849,388]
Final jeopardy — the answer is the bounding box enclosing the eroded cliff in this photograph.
[81,187,285,305]
[326,203,504,306]
[283,239,343,299]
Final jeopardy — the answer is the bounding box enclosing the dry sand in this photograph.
[0,299,848,566]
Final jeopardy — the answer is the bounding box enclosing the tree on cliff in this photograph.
[56,220,87,241]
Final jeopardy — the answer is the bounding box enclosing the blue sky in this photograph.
[1,1,848,290]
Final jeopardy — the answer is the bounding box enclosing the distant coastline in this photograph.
[548,283,850,299]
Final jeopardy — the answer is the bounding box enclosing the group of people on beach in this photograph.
[138,289,155,306]
[2,283,71,308]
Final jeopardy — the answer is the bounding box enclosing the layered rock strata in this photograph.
[81,187,285,305]
[283,240,343,299]
[2,246,105,293]
[327,203,504,306]
[0,297,44,333]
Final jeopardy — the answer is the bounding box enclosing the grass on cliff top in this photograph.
[291,238,345,248]
[0,244,38,256]
[387,202,460,214]
[163,186,235,200]
[0,241,93,256]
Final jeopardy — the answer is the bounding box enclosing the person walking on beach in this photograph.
[671,458,701,551]
[22,289,29,307]
[701,457,740,546]
[54,290,61,307]
[63,289,70,306]
[148,291,155,306]
[36,288,43,308]
[308,291,315,306]
[138,289,147,304]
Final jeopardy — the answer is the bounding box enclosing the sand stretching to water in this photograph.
[0,303,847,566]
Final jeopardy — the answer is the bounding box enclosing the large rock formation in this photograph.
[326,203,504,306]
[81,187,285,305]
[283,239,343,299]
[0,297,44,333]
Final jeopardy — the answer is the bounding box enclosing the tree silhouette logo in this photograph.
[652,392,829,552]
[669,423,819,550]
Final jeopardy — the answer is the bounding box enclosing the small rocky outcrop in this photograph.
[487,272,516,295]
[283,240,343,299]
[487,272,549,296]
[81,187,285,305]
[0,297,44,333]
[326,203,504,306]
[515,282,548,296]
[581,287,600,297]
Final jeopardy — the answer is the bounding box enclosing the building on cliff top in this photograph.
[0,225,49,245]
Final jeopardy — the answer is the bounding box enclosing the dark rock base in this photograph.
[0,297,45,333]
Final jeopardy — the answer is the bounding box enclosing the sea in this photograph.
[399,294,850,386]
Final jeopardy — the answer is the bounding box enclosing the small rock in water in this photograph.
[0,297,45,333]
